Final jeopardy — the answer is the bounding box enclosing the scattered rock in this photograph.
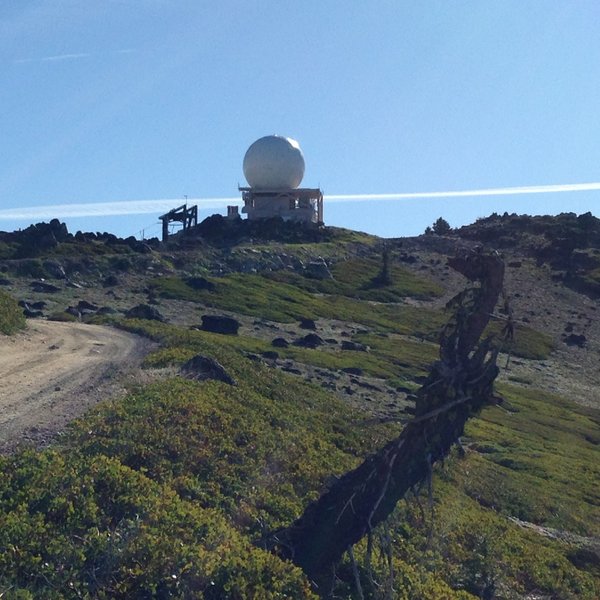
[272,337,290,348]
[564,333,587,347]
[103,275,119,287]
[66,306,81,319]
[180,354,236,385]
[342,367,364,376]
[43,260,66,279]
[0,278,13,286]
[30,281,61,293]
[293,333,325,349]
[341,341,369,352]
[77,300,99,311]
[399,254,417,264]
[66,281,83,289]
[299,317,317,330]
[125,304,166,322]
[186,276,216,291]
[283,366,303,375]
[201,314,240,335]
[304,257,333,279]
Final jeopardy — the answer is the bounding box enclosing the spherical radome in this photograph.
[243,135,305,189]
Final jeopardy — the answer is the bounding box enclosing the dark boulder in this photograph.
[293,333,325,349]
[77,300,99,311]
[30,281,61,293]
[0,278,13,286]
[23,308,44,318]
[186,276,216,291]
[272,337,290,348]
[43,260,66,279]
[564,333,587,347]
[97,306,118,315]
[299,318,317,330]
[180,354,236,386]
[66,306,82,319]
[304,258,333,280]
[103,275,120,287]
[341,341,369,352]
[342,367,364,376]
[125,304,166,322]
[262,350,279,360]
[201,314,240,335]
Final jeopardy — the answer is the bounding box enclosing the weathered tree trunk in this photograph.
[267,251,505,593]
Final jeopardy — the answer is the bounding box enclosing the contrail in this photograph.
[0,181,598,221]
[13,49,135,65]
[325,182,600,202]
[0,198,239,220]
[14,53,91,64]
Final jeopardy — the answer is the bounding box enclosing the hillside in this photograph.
[0,213,598,599]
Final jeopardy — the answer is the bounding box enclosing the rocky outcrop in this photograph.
[43,260,66,279]
[293,334,324,349]
[299,318,317,330]
[304,258,333,280]
[341,341,369,352]
[180,354,236,385]
[30,281,61,293]
[201,314,240,335]
[186,276,216,291]
[125,304,166,322]
[564,333,587,348]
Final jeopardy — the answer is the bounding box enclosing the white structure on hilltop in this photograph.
[236,135,323,224]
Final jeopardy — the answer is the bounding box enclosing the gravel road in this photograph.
[0,320,149,452]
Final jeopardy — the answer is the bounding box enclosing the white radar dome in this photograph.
[243,135,305,189]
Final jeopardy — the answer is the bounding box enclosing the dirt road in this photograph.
[0,320,149,452]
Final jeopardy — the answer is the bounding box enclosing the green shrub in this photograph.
[0,290,25,334]
[0,451,316,598]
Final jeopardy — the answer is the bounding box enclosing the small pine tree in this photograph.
[432,217,451,235]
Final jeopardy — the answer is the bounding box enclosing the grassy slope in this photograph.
[0,248,597,598]
[0,290,25,335]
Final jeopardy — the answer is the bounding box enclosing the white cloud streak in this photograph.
[0,199,239,221]
[0,181,598,221]
[325,182,600,202]
[13,49,135,64]
[14,53,90,64]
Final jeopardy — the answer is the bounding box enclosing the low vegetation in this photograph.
[0,290,25,334]
[0,216,597,597]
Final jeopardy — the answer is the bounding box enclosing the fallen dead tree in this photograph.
[265,250,506,593]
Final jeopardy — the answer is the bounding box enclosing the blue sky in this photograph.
[1,1,599,238]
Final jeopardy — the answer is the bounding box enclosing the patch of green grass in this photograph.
[151,272,447,337]
[0,290,25,334]
[265,257,443,301]
[486,320,556,360]
[453,384,600,537]
[354,332,439,380]
[122,319,436,384]
[380,382,600,598]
